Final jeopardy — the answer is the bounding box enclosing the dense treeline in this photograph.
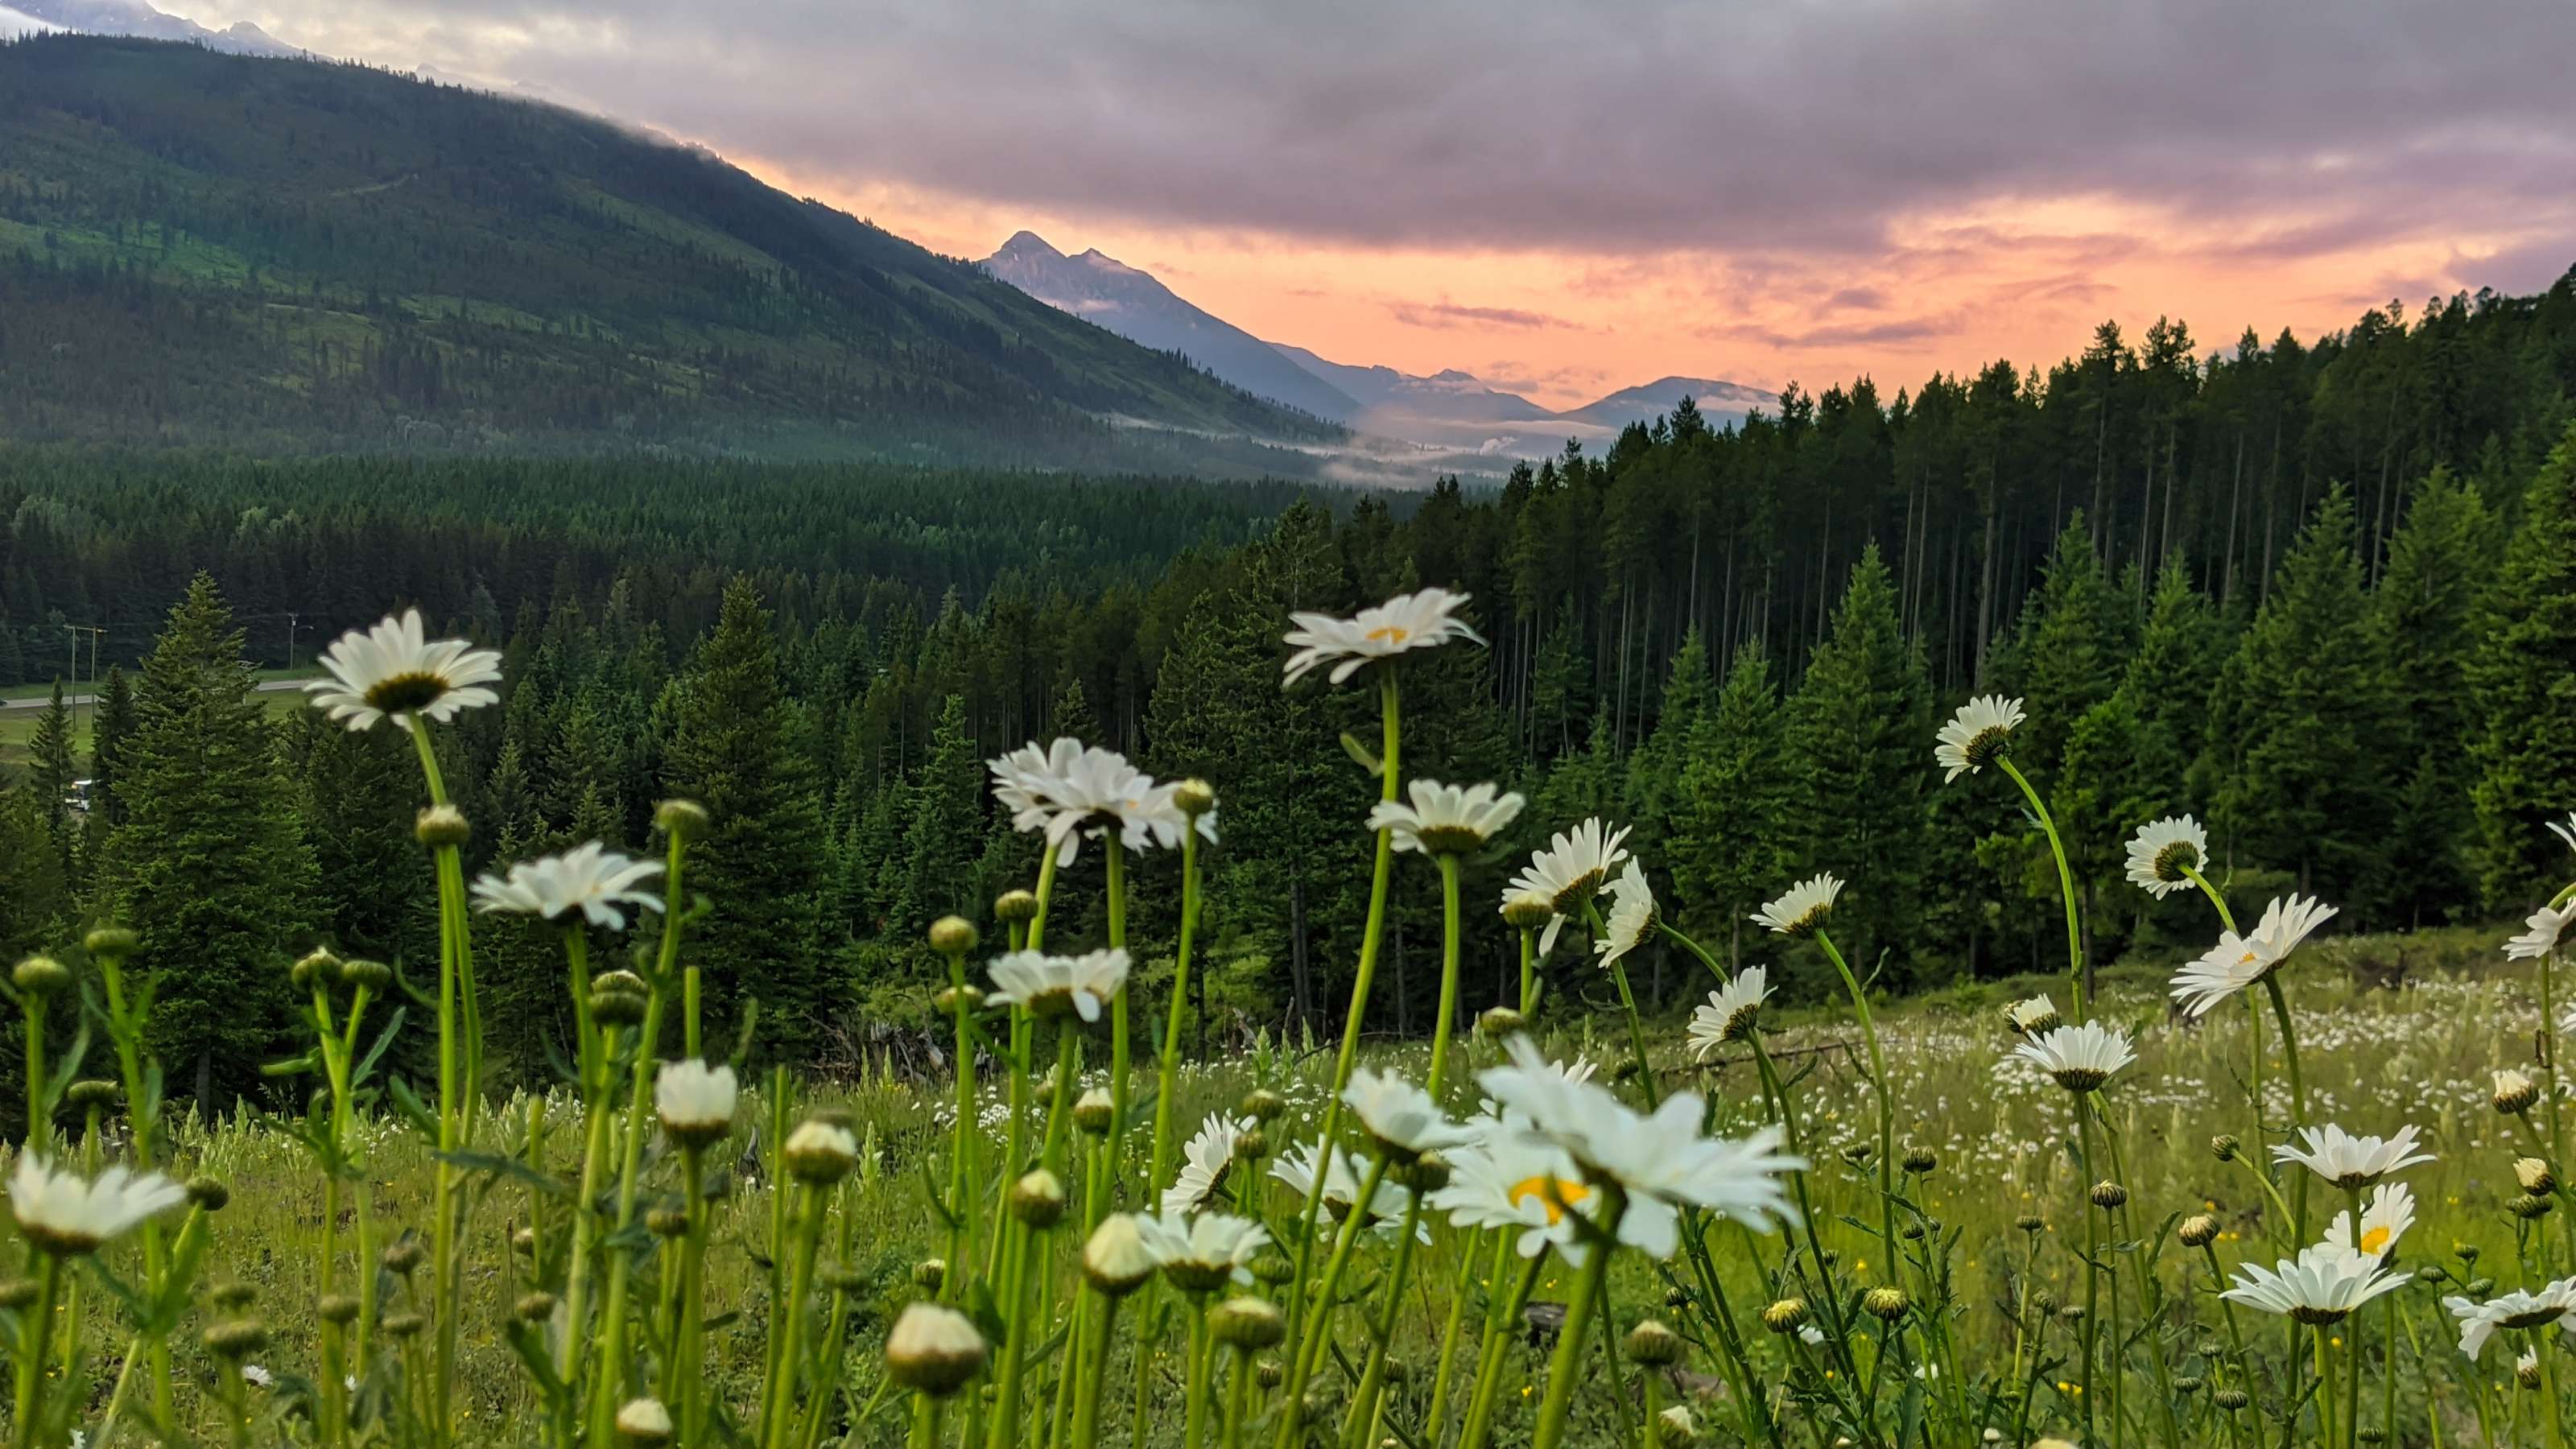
[5,266,2576,1112]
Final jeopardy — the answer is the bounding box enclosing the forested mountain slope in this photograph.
[0,36,1344,471]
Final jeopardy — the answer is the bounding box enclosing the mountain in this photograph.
[1268,345,1554,423]
[1559,376,1774,431]
[980,232,1360,423]
[6,0,294,53]
[0,37,1342,473]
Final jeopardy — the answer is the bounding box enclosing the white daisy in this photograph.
[2221,1241,2409,1324]
[1343,1067,1473,1161]
[1506,819,1633,956]
[615,1399,672,1442]
[2549,813,2576,859]
[471,843,664,931]
[1134,1211,1271,1291]
[1478,1037,1803,1253]
[2324,1182,2415,1263]
[986,738,1215,867]
[9,1155,188,1255]
[2010,1022,2136,1094]
[654,1059,737,1145]
[2505,902,2575,961]
[242,1364,275,1389]
[1933,695,2025,782]
[1282,587,1484,687]
[1427,1126,1592,1261]
[1162,1114,1253,1214]
[1686,968,1772,1058]
[2446,1278,2576,1359]
[2004,994,2062,1037]
[2123,815,2209,898]
[985,949,1130,1023]
[1752,873,1843,939]
[1269,1141,1428,1243]
[2169,894,2339,1018]
[304,608,502,732]
[1368,779,1525,856]
[2272,1123,2434,1191]
[1591,861,1657,970]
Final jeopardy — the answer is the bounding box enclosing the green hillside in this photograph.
[0,35,1344,472]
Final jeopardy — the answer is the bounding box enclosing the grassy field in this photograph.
[6,919,2557,1447]
[0,668,316,770]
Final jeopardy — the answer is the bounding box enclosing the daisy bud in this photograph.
[1624,1319,1684,1367]
[204,1318,270,1358]
[1478,1005,1526,1037]
[64,1080,120,1113]
[290,947,341,992]
[1761,1298,1810,1334]
[594,968,650,999]
[886,1302,988,1397]
[1208,1296,1286,1352]
[2495,1070,2540,1116]
[1255,1359,1284,1390]
[1901,1146,1938,1175]
[317,1292,360,1325]
[590,985,649,1028]
[934,985,982,1013]
[2456,1244,2480,1264]
[1009,1170,1067,1228]
[0,1279,36,1310]
[2210,1134,2241,1162]
[342,959,393,993]
[2031,1292,2058,1317]
[1249,1253,1295,1286]
[914,1259,947,1294]
[187,1176,230,1212]
[654,799,711,841]
[1864,1286,1909,1321]
[1901,1223,1925,1241]
[2415,1263,2450,1283]
[2178,1215,2219,1248]
[616,1397,674,1447]
[824,1262,870,1293]
[1840,1146,1872,1169]
[2520,1356,2545,1389]
[11,955,68,996]
[210,1280,257,1309]
[2174,1375,2203,1395]
[2195,1339,2224,1357]
[2517,1158,2557,1195]
[993,890,1040,923]
[2214,1388,2250,1411]
[1655,1403,1699,1448]
[379,1238,423,1276]
[1664,1286,1690,1309]
[383,1311,426,1340]
[646,1208,690,1238]
[2090,1181,2128,1211]
[1082,1216,1157,1297]
[414,804,472,850]
[1173,779,1219,818]
[1382,1356,1411,1385]
[2058,1302,2087,1324]
[2357,1430,2384,1445]
[2466,1277,2496,1297]
[2015,1213,2045,1233]
[2511,1191,2556,1220]
[515,1291,559,1323]
[1502,893,1556,931]
[1241,1088,1285,1121]
[512,1226,539,1255]
[929,916,979,956]
[82,926,138,960]
[1074,1088,1116,1136]
[1397,1151,1451,1194]
[1236,1128,1270,1160]
[784,1121,861,1184]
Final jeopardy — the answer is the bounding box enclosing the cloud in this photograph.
[1389,299,1571,330]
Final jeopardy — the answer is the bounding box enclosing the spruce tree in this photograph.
[110,573,316,1108]
[891,693,985,940]
[1670,641,1795,963]
[27,680,74,836]
[2372,472,2497,923]
[88,665,136,826]
[2469,427,2576,909]
[286,707,438,967]
[659,577,832,1059]
[1785,546,1931,985]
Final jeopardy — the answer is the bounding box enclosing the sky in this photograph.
[186,0,2576,408]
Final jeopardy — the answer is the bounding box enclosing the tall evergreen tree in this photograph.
[1670,640,1794,964]
[2468,426,2576,909]
[27,680,74,839]
[110,573,316,1107]
[660,577,832,1059]
[2372,472,2498,923]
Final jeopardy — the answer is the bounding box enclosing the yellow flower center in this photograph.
[2359,1225,2390,1255]
[1365,625,1411,644]
[1508,1175,1590,1224]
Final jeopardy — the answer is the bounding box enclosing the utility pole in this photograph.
[286,611,302,672]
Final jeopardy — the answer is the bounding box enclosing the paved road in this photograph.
[0,679,308,711]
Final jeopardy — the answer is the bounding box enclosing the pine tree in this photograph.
[1670,641,1795,963]
[2469,427,2576,909]
[890,694,985,940]
[2213,489,2393,905]
[1785,546,1931,985]
[286,707,438,967]
[110,573,316,1108]
[27,680,74,839]
[88,665,136,826]
[1627,629,1713,859]
[2006,517,2136,772]
[2372,473,2497,923]
[659,577,832,1059]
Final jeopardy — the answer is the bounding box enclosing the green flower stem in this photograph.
[2539,1327,2567,1449]
[1070,1292,1124,1449]
[1427,853,1466,1096]
[2073,1101,2101,1449]
[2198,1242,2252,1418]
[2342,1187,2363,1449]
[761,1181,829,1449]
[553,931,617,1449]
[1182,1296,1216,1449]
[12,1253,60,1449]
[1282,668,1400,1356]
[991,1005,1033,1282]
[1150,824,1207,1192]
[1271,1156,1393,1449]
[943,947,979,1293]
[1998,756,2086,1022]
[1040,1026,1083,1174]
[1518,926,1538,1018]
[1814,929,1899,1290]
[1587,1259,1639,1449]
[1742,1030,1879,1440]
[910,1395,944,1449]
[2314,1323,2339,1449]
[1421,1228,1493,1444]
[1026,837,1063,953]
[1104,843,1134,1213]
[2257,973,2312,1241]
[1220,1344,1253,1449]
[1530,1189,1628,1449]
[663,1145,713,1443]
[1456,1249,1547,1449]
[19,989,42,1161]
[2095,1104,2180,1449]
[408,716,477,1449]
[312,979,353,1449]
[988,1219,1042,1447]
[2544,947,2566,1203]
[1340,1189,1427,1449]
